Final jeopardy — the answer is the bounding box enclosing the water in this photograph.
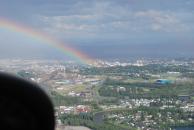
[174,126,194,130]
[93,112,104,124]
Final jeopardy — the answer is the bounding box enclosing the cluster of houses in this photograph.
[181,104,194,112]
[67,91,92,100]
[56,105,91,115]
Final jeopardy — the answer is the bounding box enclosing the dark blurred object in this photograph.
[0,73,55,130]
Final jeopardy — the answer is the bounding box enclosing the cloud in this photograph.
[135,10,190,32]
[35,1,193,41]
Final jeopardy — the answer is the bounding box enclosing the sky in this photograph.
[0,0,194,60]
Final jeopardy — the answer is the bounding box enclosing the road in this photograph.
[57,126,91,130]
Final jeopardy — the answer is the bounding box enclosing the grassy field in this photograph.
[56,84,87,95]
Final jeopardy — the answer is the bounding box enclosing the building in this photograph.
[76,105,91,114]
[155,79,173,85]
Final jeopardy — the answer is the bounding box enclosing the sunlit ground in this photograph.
[56,125,91,130]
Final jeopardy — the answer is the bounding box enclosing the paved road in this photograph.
[57,126,91,130]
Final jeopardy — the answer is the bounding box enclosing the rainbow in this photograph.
[0,17,94,65]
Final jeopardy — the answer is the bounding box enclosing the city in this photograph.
[0,58,194,130]
[1,1,194,130]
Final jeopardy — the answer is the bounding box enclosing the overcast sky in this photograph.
[0,0,194,59]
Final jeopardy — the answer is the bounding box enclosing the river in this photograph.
[93,112,104,124]
[173,126,194,130]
